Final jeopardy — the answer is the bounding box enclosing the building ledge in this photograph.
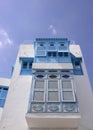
[25,113,81,129]
[32,63,73,70]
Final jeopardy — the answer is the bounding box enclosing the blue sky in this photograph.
[0,0,93,90]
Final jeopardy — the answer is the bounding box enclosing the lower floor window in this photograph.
[0,87,8,107]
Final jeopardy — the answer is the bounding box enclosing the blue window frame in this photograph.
[20,58,33,75]
[0,86,8,107]
[58,52,63,57]
[34,38,71,63]
[73,61,83,75]
[58,52,69,57]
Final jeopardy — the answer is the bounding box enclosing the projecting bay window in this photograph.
[30,73,78,113]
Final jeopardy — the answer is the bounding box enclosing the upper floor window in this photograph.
[58,52,68,57]
[58,52,63,57]
[48,52,56,57]
[0,86,8,107]
[64,52,68,57]
[20,58,33,75]
[73,60,83,75]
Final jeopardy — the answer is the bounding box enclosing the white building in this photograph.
[0,38,93,130]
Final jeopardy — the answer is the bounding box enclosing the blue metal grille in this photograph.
[29,72,78,113]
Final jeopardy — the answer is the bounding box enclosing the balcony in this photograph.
[26,104,80,129]
[25,72,81,129]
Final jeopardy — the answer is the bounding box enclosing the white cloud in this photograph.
[48,24,57,35]
[0,29,13,48]
[0,41,3,48]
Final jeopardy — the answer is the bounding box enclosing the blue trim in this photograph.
[36,38,68,42]
[72,60,83,75]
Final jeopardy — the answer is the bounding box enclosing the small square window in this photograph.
[48,52,56,57]
[53,52,56,57]
[58,52,63,57]
[64,52,68,57]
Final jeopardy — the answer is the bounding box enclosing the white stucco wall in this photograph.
[75,60,93,130]
[0,44,93,130]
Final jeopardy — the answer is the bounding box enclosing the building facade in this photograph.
[0,38,93,130]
